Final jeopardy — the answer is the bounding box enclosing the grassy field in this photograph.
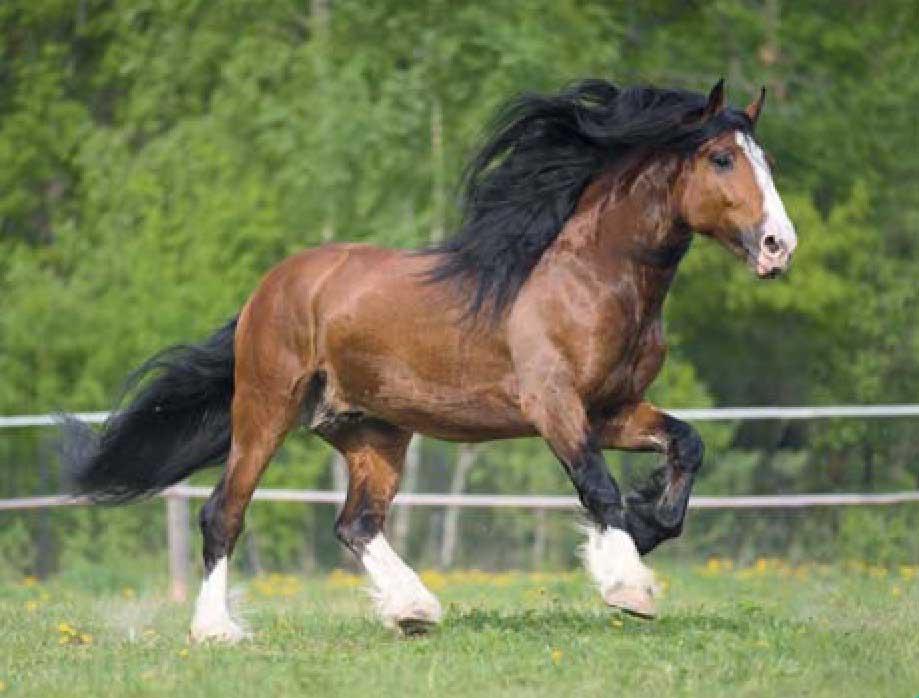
[1,560,917,698]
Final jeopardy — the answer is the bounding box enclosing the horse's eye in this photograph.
[710,152,733,171]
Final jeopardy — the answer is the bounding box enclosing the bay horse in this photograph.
[63,78,796,642]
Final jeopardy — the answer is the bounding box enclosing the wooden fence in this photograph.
[2,404,918,601]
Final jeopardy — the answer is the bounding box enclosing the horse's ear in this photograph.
[701,78,725,121]
[745,86,766,129]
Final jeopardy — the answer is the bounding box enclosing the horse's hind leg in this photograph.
[326,422,442,633]
[190,384,301,643]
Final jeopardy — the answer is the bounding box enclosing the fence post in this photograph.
[166,490,191,602]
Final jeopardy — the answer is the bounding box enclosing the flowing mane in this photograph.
[426,79,753,317]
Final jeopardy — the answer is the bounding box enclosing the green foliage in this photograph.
[1,0,916,574]
[836,506,919,566]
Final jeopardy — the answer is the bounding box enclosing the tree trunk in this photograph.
[531,507,547,571]
[244,528,263,577]
[36,440,53,578]
[439,444,480,569]
[392,435,421,555]
[310,0,330,36]
[430,97,445,244]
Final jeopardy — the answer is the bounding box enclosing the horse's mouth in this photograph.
[751,245,791,279]
[724,235,763,273]
[731,232,789,279]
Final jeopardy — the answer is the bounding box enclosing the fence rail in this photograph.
[5,486,919,512]
[3,404,919,428]
[2,404,918,601]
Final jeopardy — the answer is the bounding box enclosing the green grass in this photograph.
[1,562,917,698]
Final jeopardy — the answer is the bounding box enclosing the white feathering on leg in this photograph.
[580,525,657,597]
[360,534,442,627]
[189,557,249,643]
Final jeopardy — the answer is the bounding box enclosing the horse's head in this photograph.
[677,81,797,278]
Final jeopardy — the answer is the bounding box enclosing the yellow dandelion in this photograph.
[550,648,563,663]
[755,558,768,573]
[122,587,136,599]
[179,648,190,658]
[280,579,301,597]
[899,565,915,581]
[611,618,624,628]
[25,600,38,612]
[326,569,361,589]
[58,622,75,635]
[706,558,721,573]
[22,575,39,588]
[81,634,93,645]
[0,678,6,692]
[420,570,447,591]
[252,578,272,596]
[58,636,70,645]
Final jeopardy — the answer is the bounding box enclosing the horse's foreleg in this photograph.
[329,424,442,633]
[598,401,704,555]
[191,387,300,643]
[521,385,657,617]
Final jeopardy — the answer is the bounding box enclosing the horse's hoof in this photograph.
[396,617,437,636]
[392,599,442,636]
[603,586,657,619]
[377,589,443,633]
[189,619,251,644]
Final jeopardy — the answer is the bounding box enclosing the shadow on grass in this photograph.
[442,605,758,636]
[239,595,805,649]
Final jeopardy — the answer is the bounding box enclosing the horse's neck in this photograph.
[555,161,690,315]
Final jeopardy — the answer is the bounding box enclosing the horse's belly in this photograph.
[329,348,532,440]
[320,316,530,440]
[369,399,536,442]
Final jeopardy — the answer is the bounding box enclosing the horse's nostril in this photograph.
[762,234,782,256]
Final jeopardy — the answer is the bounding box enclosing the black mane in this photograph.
[425,79,752,318]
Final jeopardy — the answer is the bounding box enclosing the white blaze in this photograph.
[736,132,797,266]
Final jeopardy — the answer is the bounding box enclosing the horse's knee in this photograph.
[666,417,704,472]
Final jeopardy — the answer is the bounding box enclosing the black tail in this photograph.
[60,317,239,503]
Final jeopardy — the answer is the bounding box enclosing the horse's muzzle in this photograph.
[751,225,796,279]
